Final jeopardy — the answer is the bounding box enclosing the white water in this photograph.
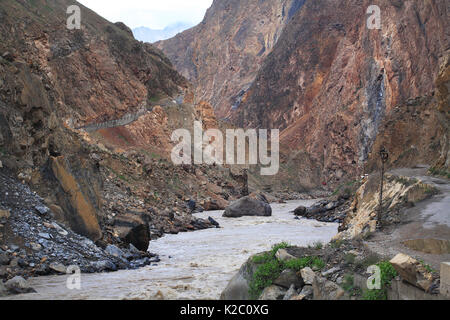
[5,200,338,300]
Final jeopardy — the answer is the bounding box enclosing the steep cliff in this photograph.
[156,0,306,119]
[0,0,244,244]
[231,0,449,188]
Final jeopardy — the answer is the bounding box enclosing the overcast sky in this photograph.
[78,0,213,30]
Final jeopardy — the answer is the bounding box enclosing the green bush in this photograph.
[248,242,325,299]
[362,261,398,300]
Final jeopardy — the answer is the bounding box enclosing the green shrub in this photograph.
[249,242,325,299]
[362,261,398,300]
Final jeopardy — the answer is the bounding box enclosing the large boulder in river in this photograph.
[223,194,272,218]
[113,212,150,251]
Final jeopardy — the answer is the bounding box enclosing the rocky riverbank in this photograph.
[223,169,450,300]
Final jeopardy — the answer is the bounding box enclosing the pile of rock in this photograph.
[0,170,157,294]
[293,196,349,223]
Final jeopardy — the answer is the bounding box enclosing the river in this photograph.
[6,200,338,300]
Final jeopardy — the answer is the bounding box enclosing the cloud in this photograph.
[78,0,213,29]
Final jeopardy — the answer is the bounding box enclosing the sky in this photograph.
[78,0,213,30]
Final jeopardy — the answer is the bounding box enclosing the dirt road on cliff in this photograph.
[366,166,450,270]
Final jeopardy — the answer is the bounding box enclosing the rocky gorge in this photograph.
[0,0,449,301]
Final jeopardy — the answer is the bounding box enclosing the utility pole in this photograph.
[378,146,389,228]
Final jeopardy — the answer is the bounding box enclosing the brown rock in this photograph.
[390,253,434,292]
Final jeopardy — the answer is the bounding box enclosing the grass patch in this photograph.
[342,274,362,297]
[249,242,325,299]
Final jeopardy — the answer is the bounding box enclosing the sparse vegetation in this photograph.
[362,261,398,300]
[418,259,436,273]
[249,242,325,299]
[429,167,450,179]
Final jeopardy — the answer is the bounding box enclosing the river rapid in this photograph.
[6,200,338,300]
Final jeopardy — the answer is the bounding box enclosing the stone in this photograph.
[35,205,50,215]
[223,196,272,218]
[105,245,125,259]
[258,285,287,300]
[208,216,220,228]
[0,209,10,219]
[283,284,297,300]
[321,267,341,277]
[0,160,2,168]
[0,250,10,265]
[300,267,316,285]
[390,253,433,292]
[113,213,150,251]
[300,285,314,298]
[38,232,52,240]
[273,269,304,289]
[5,276,36,294]
[312,276,345,300]
[293,206,307,216]
[49,262,67,274]
[440,262,450,298]
[2,51,14,62]
[275,249,296,262]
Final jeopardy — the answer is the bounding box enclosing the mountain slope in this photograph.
[156,0,306,119]
[0,0,244,245]
[235,0,449,187]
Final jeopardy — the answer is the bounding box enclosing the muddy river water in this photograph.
[7,200,338,300]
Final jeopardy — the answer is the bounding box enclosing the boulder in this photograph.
[258,285,287,300]
[275,248,296,262]
[293,206,307,216]
[283,284,297,300]
[220,257,256,300]
[300,285,314,298]
[390,253,434,291]
[49,262,67,274]
[312,276,345,300]
[203,199,222,211]
[5,276,36,294]
[113,213,150,251]
[273,269,304,289]
[223,195,271,218]
[300,267,316,285]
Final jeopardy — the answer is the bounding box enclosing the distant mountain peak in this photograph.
[133,22,194,43]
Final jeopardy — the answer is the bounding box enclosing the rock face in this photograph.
[0,0,246,250]
[232,0,449,188]
[112,213,150,252]
[160,0,449,190]
[390,253,434,292]
[335,174,436,240]
[156,0,305,119]
[223,195,272,218]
